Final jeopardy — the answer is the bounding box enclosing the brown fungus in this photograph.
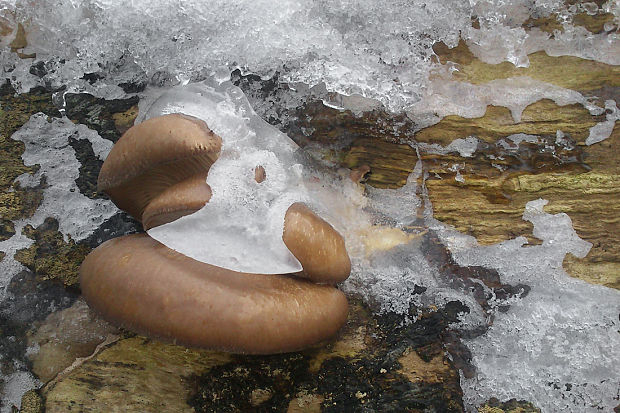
[83,113,352,353]
[80,234,348,354]
[283,203,351,284]
[141,175,212,231]
[97,113,221,224]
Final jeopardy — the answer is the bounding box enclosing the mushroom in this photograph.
[97,113,221,224]
[80,234,348,354]
[141,175,212,231]
[283,203,350,284]
[81,112,352,353]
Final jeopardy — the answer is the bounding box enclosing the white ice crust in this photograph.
[0,115,116,302]
[439,200,620,412]
[2,1,618,110]
[145,80,323,274]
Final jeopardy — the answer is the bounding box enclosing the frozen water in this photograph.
[144,80,364,273]
[0,114,117,301]
[1,0,618,110]
[407,76,605,130]
[586,99,619,146]
[0,371,39,413]
[10,114,115,240]
[437,200,620,412]
[418,137,480,158]
[465,1,620,67]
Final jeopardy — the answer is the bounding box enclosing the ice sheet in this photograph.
[436,200,620,412]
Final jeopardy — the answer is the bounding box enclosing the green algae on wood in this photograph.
[18,389,44,413]
[414,100,600,146]
[42,337,232,413]
[344,137,418,188]
[477,398,541,413]
[40,298,466,412]
[432,41,620,93]
[14,217,91,287]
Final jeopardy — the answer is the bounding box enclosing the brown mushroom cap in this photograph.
[141,175,212,231]
[98,113,221,221]
[283,203,351,284]
[80,233,348,354]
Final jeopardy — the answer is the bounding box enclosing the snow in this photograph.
[2,0,618,110]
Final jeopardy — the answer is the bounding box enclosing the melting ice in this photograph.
[143,79,371,274]
[438,200,620,412]
[2,0,618,109]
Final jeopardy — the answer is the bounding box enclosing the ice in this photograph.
[0,371,39,413]
[437,200,620,412]
[145,79,377,273]
[407,76,604,130]
[464,1,620,67]
[0,115,117,301]
[0,0,470,107]
[586,99,619,146]
[10,114,115,240]
[418,137,480,158]
[1,0,617,110]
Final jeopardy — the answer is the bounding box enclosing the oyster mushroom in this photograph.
[80,234,348,354]
[283,203,351,284]
[97,113,221,223]
[99,113,350,282]
[81,113,352,353]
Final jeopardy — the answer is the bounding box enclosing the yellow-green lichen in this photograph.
[14,218,91,287]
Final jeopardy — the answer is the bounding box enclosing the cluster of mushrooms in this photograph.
[80,113,352,354]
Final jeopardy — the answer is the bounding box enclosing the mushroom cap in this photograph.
[79,233,349,354]
[98,113,221,220]
[283,203,351,284]
[141,175,212,231]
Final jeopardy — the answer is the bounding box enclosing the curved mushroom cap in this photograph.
[141,175,212,231]
[98,113,221,221]
[283,203,351,284]
[80,234,349,354]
